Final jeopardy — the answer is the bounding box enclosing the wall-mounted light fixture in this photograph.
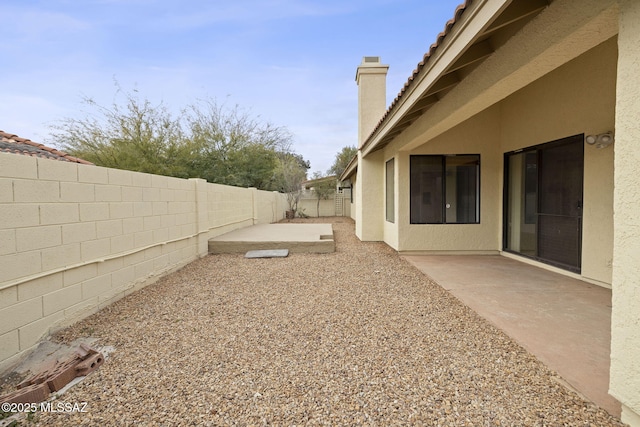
[585,132,614,149]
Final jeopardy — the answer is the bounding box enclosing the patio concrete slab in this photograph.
[209,223,334,254]
[403,254,620,417]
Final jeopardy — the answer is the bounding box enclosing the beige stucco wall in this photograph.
[0,153,287,373]
[610,1,640,424]
[500,37,617,286]
[298,197,334,218]
[296,193,350,218]
[355,57,388,241]
[349,175,357,221]
[341,192,351,218]
[355,150,384,241]
[356,59,389,149]
[394,106,502,254]
[356,0,617,266]
[382,38,617,288]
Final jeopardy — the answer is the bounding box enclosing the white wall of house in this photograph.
[0,153,287,373]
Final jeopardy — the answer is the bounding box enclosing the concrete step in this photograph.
[208,223,335,254]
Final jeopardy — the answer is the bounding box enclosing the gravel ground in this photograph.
[10,217,623,426]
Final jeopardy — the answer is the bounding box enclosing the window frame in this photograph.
[410,154,481,225]
[385,158,395,223]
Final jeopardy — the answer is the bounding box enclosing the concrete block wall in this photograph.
[0,153,287,372]
[205,183,255,234]
[254,189,286,225]
[298,195,349,218]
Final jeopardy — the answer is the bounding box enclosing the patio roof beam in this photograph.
[484,0,550,35]
[422,72,461,98]
[411,94,440,112]
[446,39,494,74]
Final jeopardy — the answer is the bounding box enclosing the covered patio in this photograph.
[404,254,617,417]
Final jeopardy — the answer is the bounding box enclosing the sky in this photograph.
[1,0,462,176]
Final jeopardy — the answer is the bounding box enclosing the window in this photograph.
[410,155,480,224]
[350,180,354,204]
[386,158,395,223]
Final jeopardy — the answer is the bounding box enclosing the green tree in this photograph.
[328,145,357,177]
[310,172,337,217]
[274,153,309,215]
[52,86,305,192]
[184,99,293,189]
[52,90,189,177]
[223,144,278,189]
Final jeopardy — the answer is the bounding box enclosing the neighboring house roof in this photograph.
[303,175,336,184]
[0,130,93,165]
[302,175,337,189]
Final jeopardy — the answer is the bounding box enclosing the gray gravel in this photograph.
[17,217,622,426]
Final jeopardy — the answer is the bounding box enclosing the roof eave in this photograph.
[339,155,358,182]
[360,0,549,156]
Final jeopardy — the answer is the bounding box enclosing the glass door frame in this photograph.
[502,134,584,273]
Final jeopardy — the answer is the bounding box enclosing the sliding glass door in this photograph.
[504,135,583,272]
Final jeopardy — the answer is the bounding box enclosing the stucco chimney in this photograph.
[356,56,389,148]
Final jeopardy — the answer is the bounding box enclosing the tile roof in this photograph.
[366,1,471,146]
[302,175,337,186]
[388,2,470,117]
[0,130,93,165]
[361,0,549,153]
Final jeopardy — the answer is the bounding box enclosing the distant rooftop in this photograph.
[0,130,93,164]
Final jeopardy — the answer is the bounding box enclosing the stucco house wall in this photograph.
[0,152,287,373]
[500,37,617,285]
[610,1,640,425]
[392,106,502,255]
[348,174,357,221]
[355,150,384,241]
[374,37,616,289]
[348,0,639,422]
